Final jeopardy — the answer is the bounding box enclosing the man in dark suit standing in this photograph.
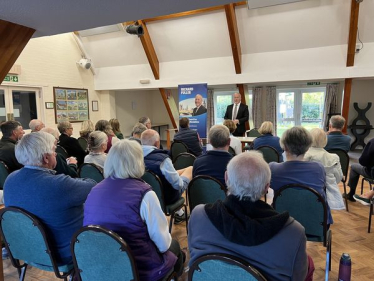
[224,93,249,136]
[192,94,207,116]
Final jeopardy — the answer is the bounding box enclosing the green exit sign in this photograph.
[3,75,19,82]
[307,82,320,86]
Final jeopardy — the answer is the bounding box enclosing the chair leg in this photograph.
[368,200,373,233]
[19,265,27,281]
[361,177,365,194]
[343,182,349,212]
[169,214,174,233]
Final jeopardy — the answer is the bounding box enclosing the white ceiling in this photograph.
[0,0,235,37]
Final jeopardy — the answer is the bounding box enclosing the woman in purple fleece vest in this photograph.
[83,139,184,281]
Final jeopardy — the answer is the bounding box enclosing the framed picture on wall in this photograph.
[53,87,89,123]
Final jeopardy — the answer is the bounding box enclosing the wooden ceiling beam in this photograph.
[225,3,242,74]
[159,88,178,129]
[342,78,352,134]
[0,20,35,82]
[137,20,160,80]
[142,1,246,23]
[346,0,361,67]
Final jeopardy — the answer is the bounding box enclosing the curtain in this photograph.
[322,84,339,130]
[252,87,263,129]
[265,86,277,133]
[207,89,214,132]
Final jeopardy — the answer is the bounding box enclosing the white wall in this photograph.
[4,33,103,137]
[348,80,374,144]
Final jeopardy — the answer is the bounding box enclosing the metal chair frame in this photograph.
[170,140,189,163]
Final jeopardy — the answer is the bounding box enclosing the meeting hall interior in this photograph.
[1,0,374,280]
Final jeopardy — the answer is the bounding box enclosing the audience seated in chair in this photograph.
[29,119,45,132]
[83,139,185,280]
[79,120,94,140]
[173,117,202,157]
[141,129,192,224]
[305,128,345,210]
[253,121,284,161]
[4,132,96,265]
[0,121,25,172]
[58,121,87,166]
[95,120,119,153]
[348,137,374,202]
[188,151,314,281]
[109,118,124,140]
[194,125,233,187]
[42,127,79,178]
[222,120,242,155]
[129,122,147,144]
[84,131,108,169]
[324,115,351,152]
[269,126,333,225]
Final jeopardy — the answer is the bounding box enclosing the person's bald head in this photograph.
[29,119,45,132]
[141,129,160,148]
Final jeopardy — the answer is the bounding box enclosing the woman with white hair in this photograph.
[95,120,119,153]
[253,121,284,161]
[83,139,184,281]
[4,132,96,265]
[84,131,108,169]
[269,126,333,225]
[305,128,345,210]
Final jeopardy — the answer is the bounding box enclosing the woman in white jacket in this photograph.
[305,128,345,210]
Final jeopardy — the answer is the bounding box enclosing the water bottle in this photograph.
[338,253,351,281]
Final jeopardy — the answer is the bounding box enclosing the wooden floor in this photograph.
[4,151,374,280]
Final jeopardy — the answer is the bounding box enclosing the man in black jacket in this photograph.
[173,118,202,156]
[0,121,24,172]
[224,93,249,136]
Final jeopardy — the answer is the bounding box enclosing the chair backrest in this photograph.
[256,145,280,163]
[188,253,267,281]
[78,163,104,183]
[71,225,139,281]
[56,145,69,159]
[0,207,73,279]
[246,129,261,137]
[188,175,227,213]
[170,140,189,162]
[141,170,166,212]
[228,146,236,156]
[326,149,349,180]
[78,137,88,152]
[173,152,196,170]
[273,184,328,244]
[0,160,10,190]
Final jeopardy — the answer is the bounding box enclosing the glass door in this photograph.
[0,86,41,130]
[277,87,325,136]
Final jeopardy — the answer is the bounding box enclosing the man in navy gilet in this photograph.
[324,115,351,152]
[173,118,202,156]
[141,129,192,223]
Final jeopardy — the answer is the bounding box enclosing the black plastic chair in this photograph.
[256,145,280,163]
[78,163,104,183]
[0,207,74,281]
[273,184,332,275]
[188,175,227,213]
[326,149,349,211]
[228,146,236,156]
[0,160,10,190]
[56,145,69,159]
[142,170,187,233]
[188,253,267,281]
[173,152,196,170]
[77,137,88,152]
[245,129,261,137]
[71,225,139,281]
[170,140,189,162]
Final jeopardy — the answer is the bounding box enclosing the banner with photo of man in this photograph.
[178,83,207,138]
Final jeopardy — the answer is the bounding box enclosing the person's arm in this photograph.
[160,158,189,192]
[223,105,230,120]
[140,191,171,253]
[54,153,78,178]
[291,230,308,281]
[237,105,249,124]
[359,139,374,168]
[332,157,343,183]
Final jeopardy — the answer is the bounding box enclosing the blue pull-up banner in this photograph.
[178,83,207,138]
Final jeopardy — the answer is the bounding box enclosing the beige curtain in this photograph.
[322,84,339,130]
[252,87,263,129]
[265,86,277,133]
